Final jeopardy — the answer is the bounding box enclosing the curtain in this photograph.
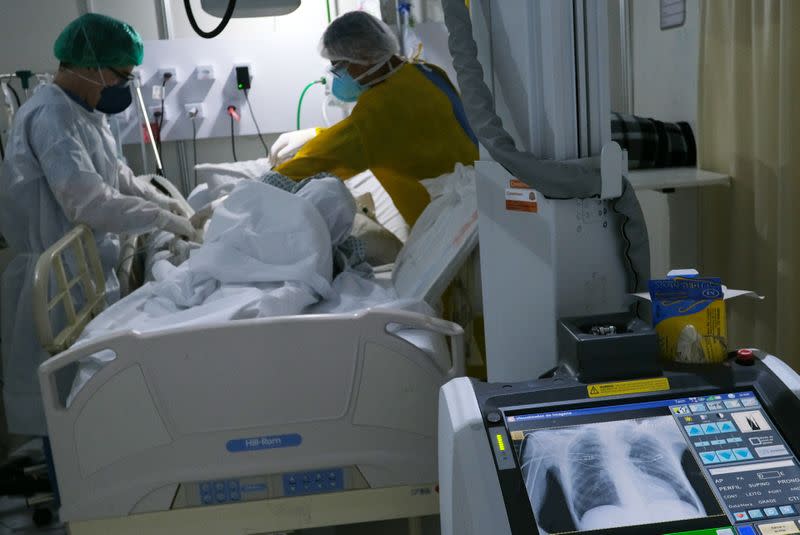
[698,0,800,367]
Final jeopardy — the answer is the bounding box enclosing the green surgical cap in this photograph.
[54,13,144,68]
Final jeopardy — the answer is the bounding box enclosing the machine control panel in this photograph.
[440,356,800,535]
[671,392,800,532]
[497,387,800,534]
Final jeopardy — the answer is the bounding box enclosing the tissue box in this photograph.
[636,269,763,364]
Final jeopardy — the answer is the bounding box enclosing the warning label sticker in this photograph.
[505,179,538,213]
[587,377,670,398]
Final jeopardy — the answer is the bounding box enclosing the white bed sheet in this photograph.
[193,160,409,242]
[66,177,436,405]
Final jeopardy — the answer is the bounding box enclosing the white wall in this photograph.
[0,0,369,190]
[632,0,699,123]
[88,0,162,40]
[0,0,447,190]
[138,0,348,182]
[629,0,701,277]
[0,1,83,73]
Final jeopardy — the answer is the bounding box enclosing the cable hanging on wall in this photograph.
[184,0,237,39]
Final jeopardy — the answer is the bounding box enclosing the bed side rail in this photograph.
[38,308,466,415]
[32,225,107,355]
[116,233,139,298]
[358,308,466,380]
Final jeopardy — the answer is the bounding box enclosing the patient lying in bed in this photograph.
[68,174,428,404]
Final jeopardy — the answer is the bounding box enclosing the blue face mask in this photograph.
[95,81,133,114]
[330,58,400,103]
[331,72,365,103]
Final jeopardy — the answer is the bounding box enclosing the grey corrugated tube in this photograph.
[440,0,650,292]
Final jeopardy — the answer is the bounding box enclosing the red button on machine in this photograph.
[736,349,755,366]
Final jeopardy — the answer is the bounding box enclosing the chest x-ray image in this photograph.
[520,416,722,534]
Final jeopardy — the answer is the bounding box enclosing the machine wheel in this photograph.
[32,507,53,527]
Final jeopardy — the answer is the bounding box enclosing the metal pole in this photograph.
[620,0,634,114]
[158,0,192,194]
[134,82,164,173]
[395,0,405,56]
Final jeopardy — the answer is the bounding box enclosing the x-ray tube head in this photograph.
[200,0,300,18]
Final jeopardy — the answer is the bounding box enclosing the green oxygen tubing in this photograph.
[296,78,326,130]
[296,1,331,129]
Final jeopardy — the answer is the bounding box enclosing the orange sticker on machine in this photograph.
[505,179,538,213]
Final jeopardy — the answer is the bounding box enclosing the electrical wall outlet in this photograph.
[157,67,178,82]
[148,106,166,122]
[234,63,253,90]
[196,65,215,81]
[184,102,205,119]
[234,63,253,77]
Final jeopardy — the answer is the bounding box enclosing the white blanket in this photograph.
[68,178,425,404]
[67,165,478,404]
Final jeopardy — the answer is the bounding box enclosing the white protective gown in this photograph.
[0,84,169,435]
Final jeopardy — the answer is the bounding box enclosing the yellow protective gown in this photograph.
[276,63,479,226]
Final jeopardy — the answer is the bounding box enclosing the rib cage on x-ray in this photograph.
[520,417,709,534]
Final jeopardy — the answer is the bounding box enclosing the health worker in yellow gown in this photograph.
[270,11,479,227]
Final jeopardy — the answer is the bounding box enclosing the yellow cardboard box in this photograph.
[636,270,763,364]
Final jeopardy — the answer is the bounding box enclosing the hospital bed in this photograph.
[35,165,478,534]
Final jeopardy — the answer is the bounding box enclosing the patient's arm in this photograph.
[190,194,230,229]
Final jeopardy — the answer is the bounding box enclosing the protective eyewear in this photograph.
[107,67,135,87]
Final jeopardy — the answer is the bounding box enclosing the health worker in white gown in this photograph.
[0,13,194,436]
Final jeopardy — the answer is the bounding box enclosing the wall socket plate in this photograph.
[196,65,215,81]
[184,102,205,119]
[157,67,178,82]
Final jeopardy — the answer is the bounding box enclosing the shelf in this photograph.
[628,167,731,192]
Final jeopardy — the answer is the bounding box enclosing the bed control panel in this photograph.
[282,468,344,496]
[197,478,266,505]
[174,466,369,509]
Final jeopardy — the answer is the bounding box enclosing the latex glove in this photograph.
[125,172,189,217]
[156,211,196,241]
[676,325,705,363]
[268,128,317,167]
[147,190,188,217]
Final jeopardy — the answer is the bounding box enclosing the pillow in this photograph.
[354,192,377,221]
[351,212,403,266]
[194,158,271,183]
[344,171,410,242]
[194,158,272,202]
